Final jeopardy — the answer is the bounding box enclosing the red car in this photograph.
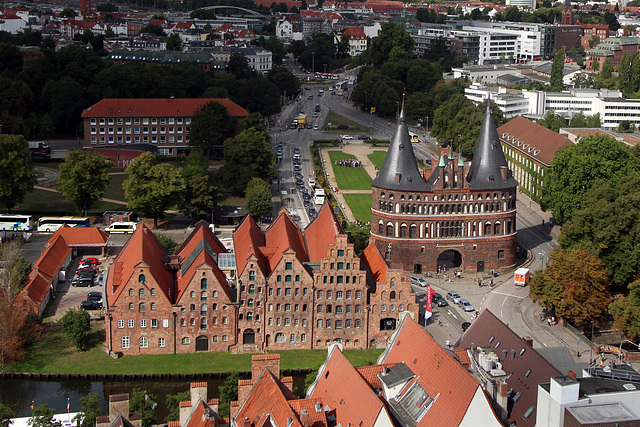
[81,257,100,266]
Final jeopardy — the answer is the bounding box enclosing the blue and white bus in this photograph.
[0,214,33,231]
[37,216,90,232]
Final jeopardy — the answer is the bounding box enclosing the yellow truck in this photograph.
[298,113,307,129]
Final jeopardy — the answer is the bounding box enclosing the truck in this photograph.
[298,113,307,129]
[28,141,51,153]
[514,268,530,286]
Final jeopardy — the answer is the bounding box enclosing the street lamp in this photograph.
[539,252,545,269]
[618,339,640,362]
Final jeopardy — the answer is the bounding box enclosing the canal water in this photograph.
[0,375,307,422]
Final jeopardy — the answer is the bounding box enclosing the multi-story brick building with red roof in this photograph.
[104,204,417,356]
[81,98,248,161]
[370,102,518,274]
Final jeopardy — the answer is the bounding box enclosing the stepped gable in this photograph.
[107,223,173,306]
[379,315,500,426]
[371,108,431,192]
[360,242,388,283]
[304,201,343,262]
[454,309,562,427]
[263,209,308,273]
[309,346,391,427]
[234,368,303,427]
[177,220,227,257]
[466,100,518,190]
[233,214,266,275]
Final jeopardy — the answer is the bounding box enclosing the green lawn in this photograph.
[102,173,128,201]
[324,110,369,133]
[328,151,372,190]
[6,323,383,374]
[343,194,372,223]
[367,151,387,170]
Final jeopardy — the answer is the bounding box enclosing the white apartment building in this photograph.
[466,83,640,130]
[276,18,292,39]
[230,46,272,74]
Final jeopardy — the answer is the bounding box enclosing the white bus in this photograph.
[0,214,33,231]
[37,216,90,232]
[314,188,325,205]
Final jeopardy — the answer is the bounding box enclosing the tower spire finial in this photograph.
[399,91,406,123]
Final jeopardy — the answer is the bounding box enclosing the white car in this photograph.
[313,124,319,130]
[341,135,354,140]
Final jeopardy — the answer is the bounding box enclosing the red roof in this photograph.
[177,221,227,258]
[263,209,308,272]
[343,27,366,39]
[21,273,51,308]
[233,214,266,276]
[360,242,387,283]
[304,201,342,262]
[34,234,72,282]
[107,223,173,306]
[288,399,327,427]
[234,369,302,427]
[51,226,108,247]
[184,400,212,427]
[311,347,390,427]
[356,363,395,389]
[497,116,571,166]
[81,99,249,119]
[380,316,500,426]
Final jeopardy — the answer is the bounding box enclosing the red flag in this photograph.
[424,285,436,320]
[30,402,34,410]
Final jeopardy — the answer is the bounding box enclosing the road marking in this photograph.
[492,291,526,299]
[447,310,457,319]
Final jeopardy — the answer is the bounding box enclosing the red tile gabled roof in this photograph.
[263,209,308,272]
[304,201,342,262]
[175,249,230,303]
[34,234,72,282]
[288,399,328,427]
[20,273,51,308]
[379,316,500,426]
[184,400,212,427]
[356,363,395,390]
[235,369,302,427]
[50,225,108,247]
[454,310,562,427]
[233,214,266,276]
[107,223,173,306]
[310,347,390,427]
[177,221,227,258]
[497,116,571,166]
[360,242,387,283]
[81,99,249,119]
[343,27,366,39]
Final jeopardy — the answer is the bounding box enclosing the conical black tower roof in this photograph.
[465,100,518,190]
[371,108,431,192]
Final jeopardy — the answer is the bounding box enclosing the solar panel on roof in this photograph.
[218,253,236,270]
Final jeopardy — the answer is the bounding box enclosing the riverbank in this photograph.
[4,322,383,374]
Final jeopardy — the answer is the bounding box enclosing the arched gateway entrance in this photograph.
[437,250,462,270]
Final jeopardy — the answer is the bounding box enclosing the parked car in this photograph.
[304,200,311,208]
[309,208,317,216]
[76,266,98,275]
[409,276,428,287]
[359,135,371,140]
[81,257,100,266]
[341,135,354,140]
[433,293,448,307]
[87,291,102,300]
[294,165,302,171]
[71,277,94,287]
[446,291,462,304]
[76,271,95,280]
[459,299,475,312]
[294,147,300,154]
[80,300,102,310]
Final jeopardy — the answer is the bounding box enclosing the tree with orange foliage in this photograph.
[529,248,610,328]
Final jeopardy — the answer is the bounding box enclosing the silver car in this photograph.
[446,291,462,304]
[459,299,475,312]
[409,276,428,287]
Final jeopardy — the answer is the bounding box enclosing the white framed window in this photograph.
[128,319,135,328]
[158,338,165,348]
[118,319,124,329]
[162,318,169,328]
[182,337,190,345]
[151,319,158,328]
[139,336,148,348]
[222,335,227,342]
[122,336,130,349]
[140,319,147,328]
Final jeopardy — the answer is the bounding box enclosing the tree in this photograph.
[218,372,240,418]
[181,174,218,220]
[154,233,178,254]
[123,153,185,228]
[365,22,414,67]
[60,308,91,351]
[267,66,300,96]
[60,8,77,17]
[0,135,37,211]
[97,2,118,12]
[529,248,610,328]
[164,391,190,422]
[550,47,565,90]
[140,24,165,36]
[219,128,276,195]
[74,393,104,427]
[264,35,286,64]
[29,405,62,427]
[559,172,640,288]
[240,112,266,132]
[129,389,157,427]
[541,134,638,223]
[245,178,272,219]
[188,101,237,158]
[538,110,566,133]
[182,149,209,180]
[0,403,15,427]
[166,33,182,51]
[600,58,613,79]
[58,150,112,216]
[610,278,640,340]
[588,35,600,48]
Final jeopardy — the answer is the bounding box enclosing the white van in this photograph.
[105,222,138,234]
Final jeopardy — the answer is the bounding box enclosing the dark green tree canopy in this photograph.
[129,389,157,427]
[188,101,237,158]
[58,150,112,216]
[220,128,276,195]
[365,22,414,67]
[60,308,91,351]
[0,135,37,212]
[541,134,639,224]
[245,178,272,219]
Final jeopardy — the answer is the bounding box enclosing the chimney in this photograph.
[550,375,579,404]
[300,408,310,426]
[522,336,533,347]
[496,381,509,412]
[190,382,208,406]
[109,394,130,422]
[237,379,254,406]
[179,401,192,427]
[251,354,281,381]
[243,417,251,427]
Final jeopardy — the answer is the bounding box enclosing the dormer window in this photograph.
[395,173,401,183]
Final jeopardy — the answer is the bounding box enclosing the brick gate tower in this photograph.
[370,101,518,274]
